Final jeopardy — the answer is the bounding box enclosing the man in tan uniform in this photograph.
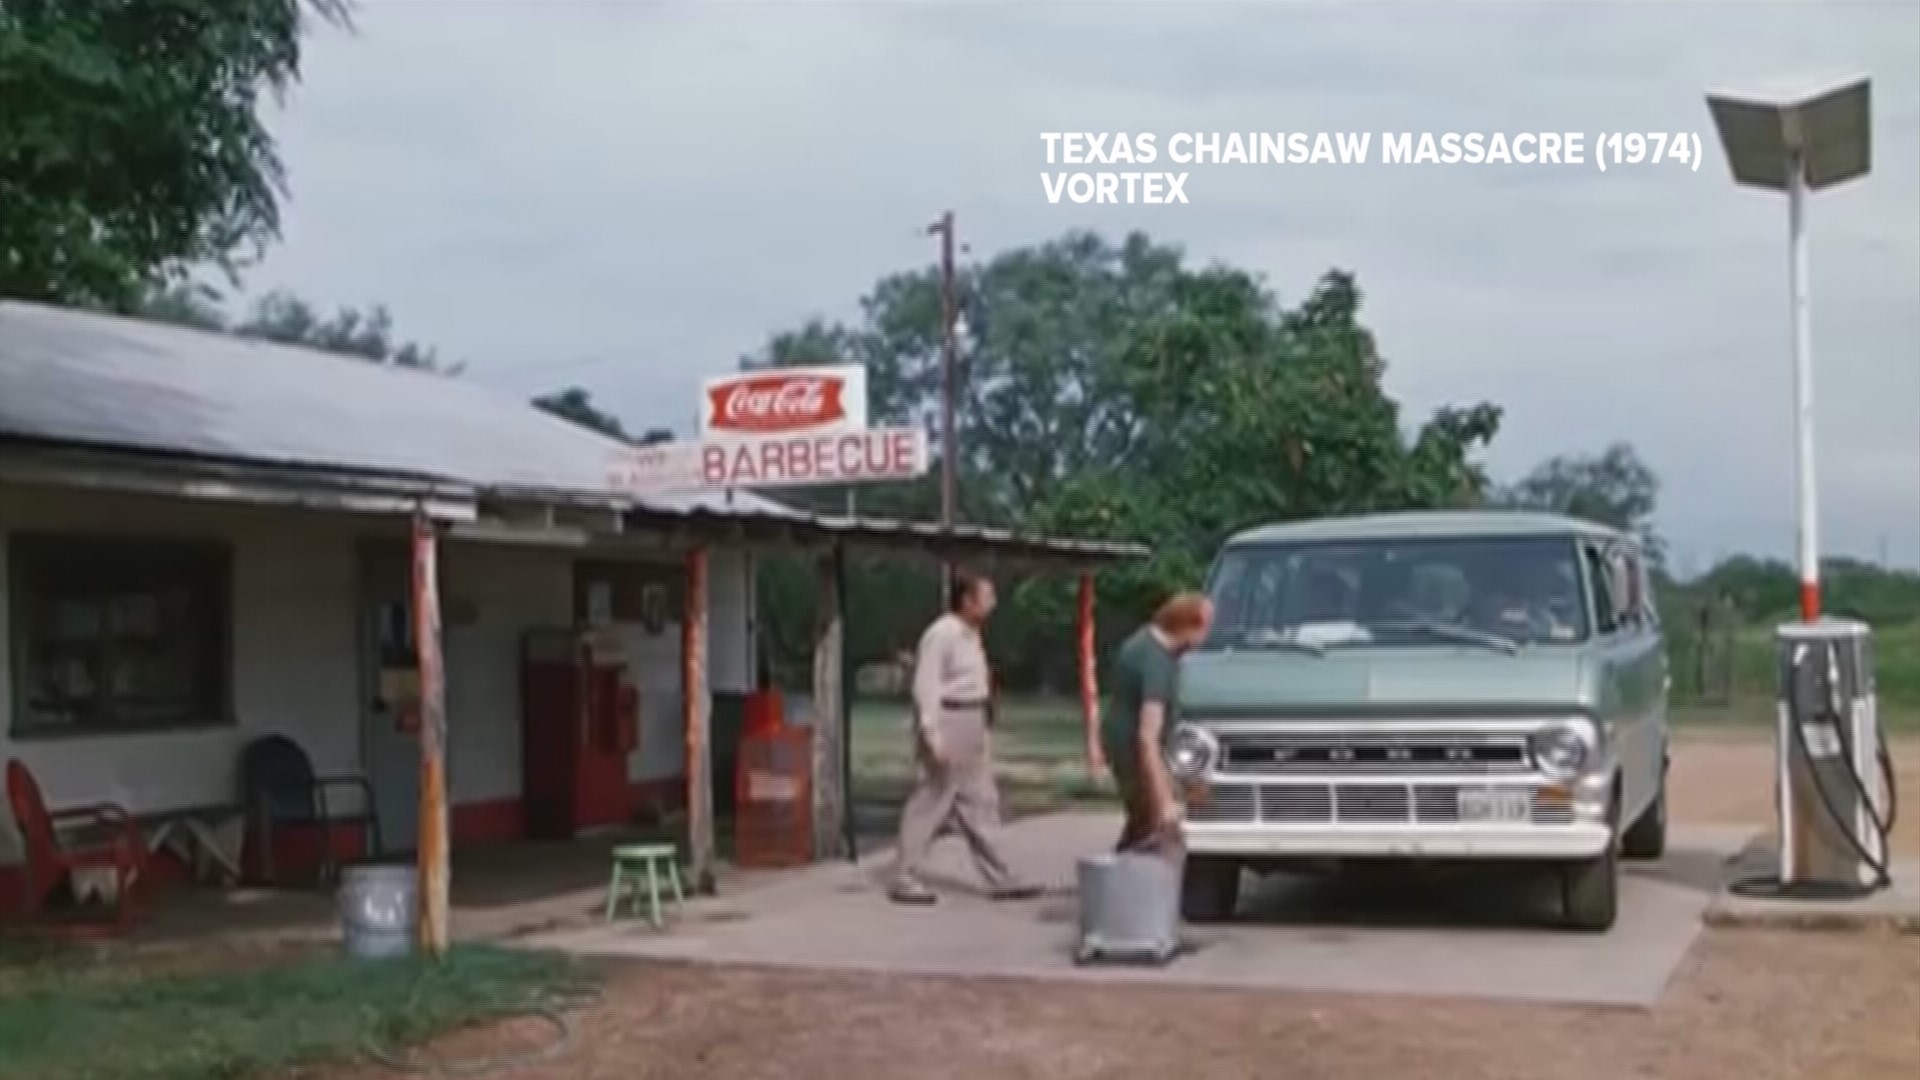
[888,571,1040,905]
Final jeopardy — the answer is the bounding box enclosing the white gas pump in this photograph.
[1733,617,1898,899]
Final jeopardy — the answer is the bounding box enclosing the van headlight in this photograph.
[1528,721,1596,780]
[1166,724,1220,781]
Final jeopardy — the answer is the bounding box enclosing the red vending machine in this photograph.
[521,628,639,840]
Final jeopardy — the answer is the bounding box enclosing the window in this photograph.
[1584,542,1619,635]
[1203,533,1591,648]
[8,533,232,739]
[1616,549,1647,631]
[1636,553,1661,630]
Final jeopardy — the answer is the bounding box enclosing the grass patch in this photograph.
[0,943,594,1080]
[1673,621,1920,732]
[852,697,1115,817]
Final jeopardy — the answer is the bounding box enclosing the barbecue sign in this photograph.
[608,364,928,495]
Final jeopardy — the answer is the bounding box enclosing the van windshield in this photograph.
[1201,534,1590,650]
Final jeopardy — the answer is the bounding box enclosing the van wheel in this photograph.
[1180,857,1240,923]
[1559,845,1619,931]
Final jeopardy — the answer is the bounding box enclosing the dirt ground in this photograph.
[1666,727,1919,856]
[311,732,1920,1080]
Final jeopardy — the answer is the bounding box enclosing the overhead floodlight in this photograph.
[1707,76,1871,191]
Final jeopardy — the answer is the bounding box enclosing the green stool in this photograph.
[605,843,685,928]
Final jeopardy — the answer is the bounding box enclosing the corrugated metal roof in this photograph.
[0,300,793,520]
[810,513,1148,560]
[0,301,1145,563]
[629,503,1149,562]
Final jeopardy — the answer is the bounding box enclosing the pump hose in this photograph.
[364,987,605,1077]
[1728,701,1899,901]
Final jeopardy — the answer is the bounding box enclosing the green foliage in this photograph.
[747,231,1504,688]
[535,385,630,441]
[1660,557,1920,715]
[0,0,348,309]
[1680,554,1920,627]
[0,944,592,1080]
[1494,442,1665,566]
[234,289,458,372]
[129,280,229,331]
[128,283,470,382]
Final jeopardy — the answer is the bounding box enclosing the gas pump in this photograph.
[1733,618,1898,899]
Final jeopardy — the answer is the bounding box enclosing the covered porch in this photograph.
[0,441,1142,945]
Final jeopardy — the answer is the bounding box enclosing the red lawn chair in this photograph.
[4,759,150,937]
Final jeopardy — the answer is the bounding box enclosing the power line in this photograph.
[483,349,636,376]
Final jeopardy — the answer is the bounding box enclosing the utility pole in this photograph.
[927,211,958,592]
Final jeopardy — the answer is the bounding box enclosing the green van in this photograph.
[1166,511,1669,931]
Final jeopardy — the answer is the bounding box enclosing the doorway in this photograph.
[358,540,421,855]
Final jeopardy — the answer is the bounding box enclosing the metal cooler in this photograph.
[1074,851,1184,965]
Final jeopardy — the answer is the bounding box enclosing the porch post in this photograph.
[811,546,846,860]
[1077,572,1098,731]
[410,510,450,959]
[682,546,715,893]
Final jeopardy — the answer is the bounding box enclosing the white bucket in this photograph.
[338,864,417,960]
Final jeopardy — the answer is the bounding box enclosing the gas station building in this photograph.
[0,301,1139,920]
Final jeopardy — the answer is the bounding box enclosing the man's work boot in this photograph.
[888,877,938,905]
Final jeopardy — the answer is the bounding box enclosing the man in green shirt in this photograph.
[1095,592,1215,856]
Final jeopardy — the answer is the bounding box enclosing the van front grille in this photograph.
[1214,730,1533,775]
[1186,782,1574,826]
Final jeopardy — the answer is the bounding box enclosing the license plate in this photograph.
[1458,789,1531,823]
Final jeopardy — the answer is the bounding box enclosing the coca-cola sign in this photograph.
[700,365,867,436]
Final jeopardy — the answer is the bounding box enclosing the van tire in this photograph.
[1622,749,1669,860]
[1180,857,1240,923]
[1559,845,1619,931]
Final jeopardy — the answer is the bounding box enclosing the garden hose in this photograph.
[365,987,605,1077]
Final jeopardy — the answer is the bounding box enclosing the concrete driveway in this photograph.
[526,811,1754,1008]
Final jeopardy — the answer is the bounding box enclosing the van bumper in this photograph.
[1182,823,1615,860]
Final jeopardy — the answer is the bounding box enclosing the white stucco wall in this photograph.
[594,546,756,788]
[441,543,574,807]
[0,480,754,861]
[0,483,364,861]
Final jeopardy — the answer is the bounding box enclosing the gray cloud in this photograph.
[250,0,1918,569]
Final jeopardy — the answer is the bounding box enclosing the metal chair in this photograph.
[240,735,382,885]
[4,758,149,937]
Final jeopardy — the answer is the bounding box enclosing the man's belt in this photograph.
[940,697,991,710]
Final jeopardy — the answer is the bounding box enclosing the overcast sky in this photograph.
[247,0,1919,573]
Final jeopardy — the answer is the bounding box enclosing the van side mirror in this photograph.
[1609,558,1638,624]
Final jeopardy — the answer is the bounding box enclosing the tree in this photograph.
[1497,443,1665,565]
[131,280,229,332]
[0,0,349,309]
[534,386,629,441]
[1020,268,1500,664]
[234,290,460,373]
[744,231,1506,688]
[1693,554,1920,626]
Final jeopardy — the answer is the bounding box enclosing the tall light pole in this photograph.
[1706,76,1871,622]
[927,211,959,591]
